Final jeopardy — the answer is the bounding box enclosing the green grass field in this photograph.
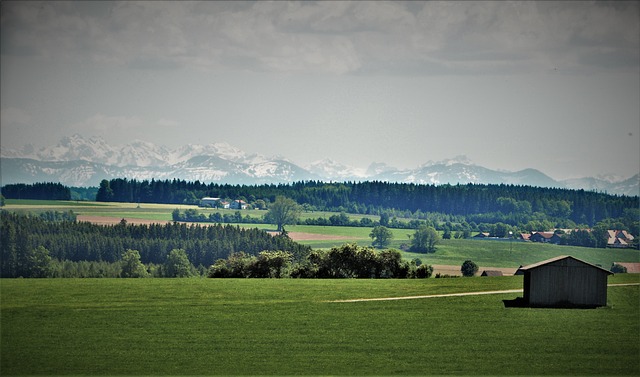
[2,275,638,375]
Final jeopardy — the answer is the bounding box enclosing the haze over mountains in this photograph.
[1,134,638,196]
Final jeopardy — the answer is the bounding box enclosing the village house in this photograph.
[199,197,245,209]
[529,231,562,244]
[607,230,635,248]
[519,233,531,241]
[229,200,248,210]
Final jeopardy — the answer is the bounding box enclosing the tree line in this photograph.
[94,178,637,227]
[3,180,636,228]
[1,182,71,200]
[0,211,310,278]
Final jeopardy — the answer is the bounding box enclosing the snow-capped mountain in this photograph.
[307,159,367,181]
[167,142,248,166]
[367,160,561,188]
[1,134,638,196]
[561,175,640,197]
[365,162,397,177]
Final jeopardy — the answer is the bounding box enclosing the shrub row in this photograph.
[208,244,434,279]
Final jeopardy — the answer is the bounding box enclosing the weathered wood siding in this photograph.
[524,258,609,307]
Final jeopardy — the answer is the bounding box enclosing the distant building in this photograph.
[473,232,491,238]
[518,255,612,308]
[200,197,221,207]
[481,270,503,277]
[229,200,248,210]
[529,231,562,244]
[607,230,635,248]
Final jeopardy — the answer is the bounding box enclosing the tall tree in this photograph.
[369,226,393,248]
[21,246,52,278]
[164,248,194,278]
[96,179,114,202]
[120,249,148,278]
[410,225,440,253]
[461,260,479,277]
[265,196,301,232]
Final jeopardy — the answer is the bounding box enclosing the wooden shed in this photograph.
[481,270,503,277]
[518,256,612,308]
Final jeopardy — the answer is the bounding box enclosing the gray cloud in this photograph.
[1,1,638,180]
[1,1,637,75]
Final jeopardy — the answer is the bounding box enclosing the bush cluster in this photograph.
[208,244,433,279]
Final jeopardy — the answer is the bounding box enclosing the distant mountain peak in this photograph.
[422,155,474,167]
[1,135,638,196]
[366,162,398,176]
[307,159,367,180]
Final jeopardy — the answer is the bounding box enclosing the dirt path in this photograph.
[329,283,639,303]
[329,289,524,303]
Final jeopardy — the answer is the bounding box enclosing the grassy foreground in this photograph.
[2,275,638,376]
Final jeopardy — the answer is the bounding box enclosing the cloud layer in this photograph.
[2,1,638,75]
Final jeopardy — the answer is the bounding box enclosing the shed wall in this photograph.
[524,258,609,307]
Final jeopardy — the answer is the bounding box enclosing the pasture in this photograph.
[1,276,638,375]
[3,199,639,271]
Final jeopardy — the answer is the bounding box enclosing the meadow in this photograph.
[2,200,639,375]
[4,199,639,270]
[1,275,638,375]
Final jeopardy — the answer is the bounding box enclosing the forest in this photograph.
[0,211,310,278]
[0,182,71,201]
[85,178,638,227]
[3,179,636,228]
[3,179,638,232]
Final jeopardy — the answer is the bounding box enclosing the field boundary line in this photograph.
[329,283,640,303]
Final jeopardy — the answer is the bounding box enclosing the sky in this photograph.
[1,1,639,181]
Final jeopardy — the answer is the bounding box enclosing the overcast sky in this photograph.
[1,1,638,180]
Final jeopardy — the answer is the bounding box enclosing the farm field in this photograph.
[1,275,638,375]
[3,199,639,272]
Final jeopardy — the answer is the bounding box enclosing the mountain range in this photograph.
[1,134,638,196]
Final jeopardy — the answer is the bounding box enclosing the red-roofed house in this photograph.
[529,231,562,244]
[607,230,635,248]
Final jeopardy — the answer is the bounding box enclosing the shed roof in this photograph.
[481,270,503,277]
[519,255,613,275]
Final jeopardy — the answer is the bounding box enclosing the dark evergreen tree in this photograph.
[96,179,114,202]
[1,182,71,200]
